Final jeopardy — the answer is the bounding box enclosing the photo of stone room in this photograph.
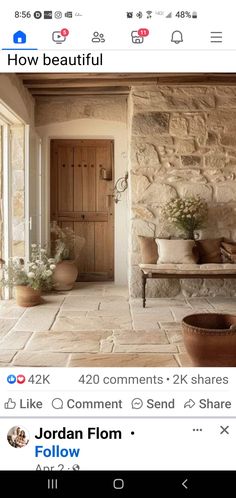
[1,73,236,368]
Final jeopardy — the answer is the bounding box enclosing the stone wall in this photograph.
[35,95,127,126]
[130,85,236,297]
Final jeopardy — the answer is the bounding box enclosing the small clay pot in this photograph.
[53,260,78,291]
[15,285,41,307]
[182,313,236,367]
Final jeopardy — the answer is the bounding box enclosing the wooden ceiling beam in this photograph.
[23,78,156,88]
[32,87,130,96]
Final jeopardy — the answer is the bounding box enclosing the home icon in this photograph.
[13,31,27,44]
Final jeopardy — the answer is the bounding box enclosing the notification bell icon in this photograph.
[171,30,183,44]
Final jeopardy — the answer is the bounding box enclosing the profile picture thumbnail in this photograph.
[7,426,29,448]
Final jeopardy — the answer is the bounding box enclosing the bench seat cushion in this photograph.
[139,263,236,275]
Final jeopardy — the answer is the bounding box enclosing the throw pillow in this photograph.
[221,241,236,254]
[155,239,198,264]
[196,238,222,263]
[138,236,158,264]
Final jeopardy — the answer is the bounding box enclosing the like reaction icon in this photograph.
[4,398,16,409]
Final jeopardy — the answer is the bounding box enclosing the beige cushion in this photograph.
[139,263,236,275]
[138,236,158,264]
[196,238,222,263]
[155,239,197,264]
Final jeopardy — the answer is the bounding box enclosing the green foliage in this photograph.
[51,223,85,263]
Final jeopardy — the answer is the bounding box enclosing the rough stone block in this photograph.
[132,112,169,135]
[175,138,196,154]
[131,174,150,203]
[215,183,236,202]
[176,183,213,201]
[142,183,178,205]
[181,155,202,167]
[169,115,188,136]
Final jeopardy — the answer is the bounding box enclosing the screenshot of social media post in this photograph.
[0,0,236,492]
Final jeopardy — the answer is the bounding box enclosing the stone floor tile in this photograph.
[57,311,88,318]
[69,353,179,367]
[209,303,236,312]
[99,302,130,311]
[12,308,57,332]
[39,294,67,307]
[0,330,32,350]
[159,322,181,329]
[175,352,194,367]
[132,308,173,321]
[133,312,174,329]
[170,307,199,321]
[100,339,114,353]
[87,310,131,317]
[0,303,25,319]
[113,344,178,353]
[113,329,168,344]
[52,315,132,331]
[12,352,69,367]
[207,297,236,304]
[0,319,18,338]
[177,344,187,353]
[187,298,214,309]
[26,330,111,353]
[0,350,18,363]
[61,296,100,311]
[130,297,187,309]
[165,330,183,344]
[103,286,129,297]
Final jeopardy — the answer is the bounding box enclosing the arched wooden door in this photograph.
[50,139,114,281]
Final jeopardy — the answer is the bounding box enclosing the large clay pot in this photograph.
[53,260,78,291]
[182,313,236,367]
[15,285,41,307]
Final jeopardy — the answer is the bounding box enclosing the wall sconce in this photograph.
[113,173,128,203]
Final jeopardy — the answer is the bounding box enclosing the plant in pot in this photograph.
[161,195,208,240]
[0,244,56,307]
[51,223,85,291]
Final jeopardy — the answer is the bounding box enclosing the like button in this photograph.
[4,398,16,409]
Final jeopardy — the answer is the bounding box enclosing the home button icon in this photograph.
[113,478,125,490]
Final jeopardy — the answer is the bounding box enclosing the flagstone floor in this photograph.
[0,282,235,367]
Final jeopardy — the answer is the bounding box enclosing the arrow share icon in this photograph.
[182,479,188,490]
[184,399,195,408]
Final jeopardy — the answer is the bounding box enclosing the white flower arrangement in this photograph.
[1,244,56,291]
[161,196,208,239]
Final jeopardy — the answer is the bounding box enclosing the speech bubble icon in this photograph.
[52,398,63,409]
[131,398,143,409]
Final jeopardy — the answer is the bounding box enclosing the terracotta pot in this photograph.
[182,313,236,367]
[15,285,42,307]
[53,260,78,291]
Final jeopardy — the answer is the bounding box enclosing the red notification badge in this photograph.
[61,28,69,37]
[138,28,149,37]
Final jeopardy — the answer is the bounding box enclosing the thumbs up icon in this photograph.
[4,398,16,409]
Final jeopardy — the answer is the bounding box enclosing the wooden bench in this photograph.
[139,263,236,308]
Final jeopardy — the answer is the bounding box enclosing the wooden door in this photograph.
[50,139,114,281]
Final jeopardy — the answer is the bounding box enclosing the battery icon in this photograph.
[192,11,197,18]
